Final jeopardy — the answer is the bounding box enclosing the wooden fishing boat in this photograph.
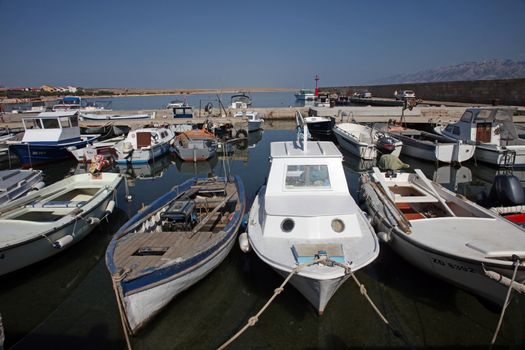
[361,167,525,305]
[0,172,122,276]
[243,114,379,314]
[106,176,245,334]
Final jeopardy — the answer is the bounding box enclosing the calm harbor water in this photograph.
[0,127,524,349]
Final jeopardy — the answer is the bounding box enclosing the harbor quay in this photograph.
[2,105,525,130]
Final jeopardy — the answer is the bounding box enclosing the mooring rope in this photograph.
[217,258,323,350]
[490,256,522,348]
[111,269,133,350]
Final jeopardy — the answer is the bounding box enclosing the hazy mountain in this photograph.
[367,59,525,85]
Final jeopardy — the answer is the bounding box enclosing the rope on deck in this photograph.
[490,256,522,348]
[217,258,323,350]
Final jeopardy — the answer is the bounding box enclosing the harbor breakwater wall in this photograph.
[324,78,525,106]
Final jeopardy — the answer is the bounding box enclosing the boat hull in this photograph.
[474,144,525,167]
[0,185,118,276]
[333,128,377,160]
[106,176,245,334]
[122,230,238,333]
[115,143,171,164]
[362,184,524,306]
[174,145,216,162]
[397,136,475,163]
[9,138,96,166]
[273,267,349,314]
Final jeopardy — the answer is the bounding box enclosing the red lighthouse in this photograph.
[315,74,319,96]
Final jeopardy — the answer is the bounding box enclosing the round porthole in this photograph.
[281,218,295,232]
[331,219,345,233]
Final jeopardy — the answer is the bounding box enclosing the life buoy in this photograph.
[235,129,248,139]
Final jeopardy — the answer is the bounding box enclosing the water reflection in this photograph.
[116,154,173,181]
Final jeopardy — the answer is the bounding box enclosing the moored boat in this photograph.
[435,108,525,167]
[172,129,217,162]
[304,116,335,135]
[233,111,264,132]
[389,127,475,164]
[8,111,99,167]
[0,172,122,276]
[106,176,245,334]
[113,127,174,164]
[245,115,379,314]
[361,167,525,305]
[333,122,402,160]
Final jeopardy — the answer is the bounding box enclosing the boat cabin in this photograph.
[21,111,81,143]
[230,93,252,109]
[262,141,362,239]
[124,128,172,150]
[443,108,521,146]
[172,105,193,118]
[53,96,82,111]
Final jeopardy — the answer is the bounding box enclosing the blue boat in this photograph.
[106,176,245,334]
[8,111,98,167]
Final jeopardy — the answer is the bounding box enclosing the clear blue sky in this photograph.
[1,0,524,89]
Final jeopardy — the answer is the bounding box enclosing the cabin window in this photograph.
[285,164,331,189]
[42,118,60,129]
[59,117,71,128]
[23,118,42,129]
[70,115,79,127]
[460,111,473,123]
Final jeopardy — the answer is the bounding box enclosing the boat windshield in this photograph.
[285,164,331,189]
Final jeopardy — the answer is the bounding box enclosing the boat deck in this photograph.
[112,181,239,281]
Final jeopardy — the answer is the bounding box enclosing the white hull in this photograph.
[122,226,237,332]
[372,218,517,305]
[0,173,121,276]
[474,144,525,167]
[333,127,377,160]
[274,267,350,313]
[400,139,475,163]
[0,195,113,276]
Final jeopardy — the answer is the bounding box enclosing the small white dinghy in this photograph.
[245,113,379,314]
[361,167,525,305]
[0,172,122,276]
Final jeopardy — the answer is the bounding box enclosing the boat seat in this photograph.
[27,200,87,208]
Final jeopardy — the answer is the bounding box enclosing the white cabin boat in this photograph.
[361,168,525,305]
[0,172,122,276]
[229,93,252,109]
[113,127,174,164]
[246,119,379,314]
[435,108,525,167]
[233,111,264,132]
[8,111,99,166]
[333,123,402,160]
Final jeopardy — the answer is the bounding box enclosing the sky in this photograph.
[1,0,525,89]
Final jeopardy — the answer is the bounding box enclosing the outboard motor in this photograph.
[489,174,525,207]
[376,136,397,154]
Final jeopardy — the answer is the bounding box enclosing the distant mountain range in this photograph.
[367,59,525,85]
